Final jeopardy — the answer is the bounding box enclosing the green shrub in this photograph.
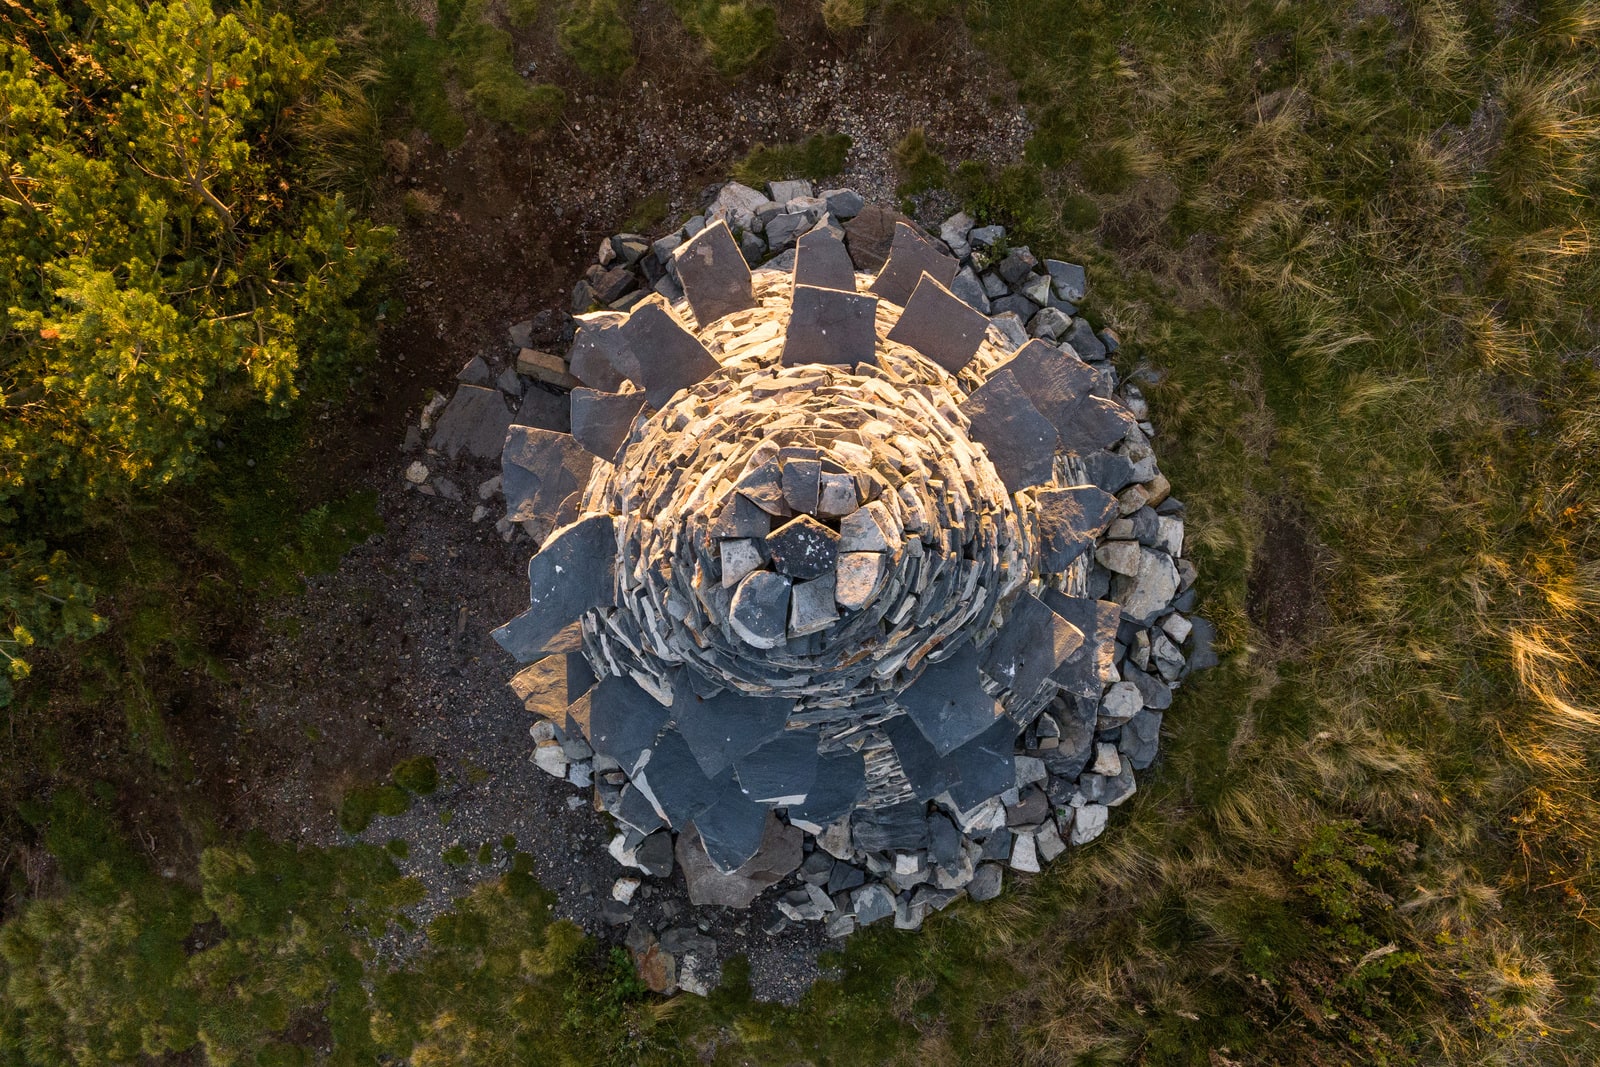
[509,0,541,27]
[391,755,440,795]
[675,0,777,77]
[821,0,868,32]
[559,0,636,79]
[733,131,852,186]
[441,844,470,866]
[339,783,412,833]
[893,126,949,195]
[386,838,410,858]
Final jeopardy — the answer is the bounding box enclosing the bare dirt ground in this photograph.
[214,12,1032,1001]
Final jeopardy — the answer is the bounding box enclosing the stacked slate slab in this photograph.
[488,179,1213,943]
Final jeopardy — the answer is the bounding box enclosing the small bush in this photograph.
[559,0,636,79]
[476,841,496,864]
[894,126,949,195]
[821,0,868,33]
[387,838,410,858]
[392,755,440,795]
[676,0,777,77]
[467,72,566,133]
[733,131,852,186]
[339,783,411,833]
[441,844,470,866]
[509,0,541,27]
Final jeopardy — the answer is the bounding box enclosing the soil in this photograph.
[171,12,1032,1003]
[1246,498,1326,644]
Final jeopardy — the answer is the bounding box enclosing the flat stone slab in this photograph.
[793,228,858,292]
[586,674,671,776]
[492,515,617,662]
[430,385,513,460]
[981,592,1084,700]
[834,551,886,611]
[671,685,794,778]
[500,425,595,524]
[1039,590,1121,699]
[850,799,931,852]
[843,203,910,271]
[712,494,772,539]
[898,640,1004,756]
[678,817,802,907]
[780,285,879,369]
[959,368,1059,492]
[729,570,792,649]
[1057,395,1136,455]
[868,222,958,308]
[693,771,772,871]
[569,387,646,461]
[568,311,635,391]
[676,220,756,327]
[1035,484,1119,570]
[882,713,967,801]
[991,339,1097,435]
[780,458,821,513]
[638,726,720,827]
[734,728,820,804]
[943,715,1021,812]
[789,573,839,636]
[766,513,839,580]
[620,303,721,410]
[786,749,866,830]
[885,271,990,373]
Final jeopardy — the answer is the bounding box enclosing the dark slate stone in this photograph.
[492,515,617,662]
[989,294,1041,321]
[944,715,1021,812]
[675,219,756,326]
[672,684,794,778]
[640,726,720,827]
[615,783,667,835]
[765,514,839,580]
[780,459,821,514]
[501,425,595,524]
[868,222,958,308]
[712,493,772,539]
[780,285,879,369]
[1120,708,1163,770]
[1006,785,1050,827]
[793,228,857,292]
[885,272,990,374]
[882,714,965,802]
[799,850,834,885]
[1057,396,1136,455]
[735,728,820,804]
[568,312,635,391]
[827,861,866,895]
[850,800,932,852]
[843,203,910,271]
[694,772,772,872]
[593,266,637,305]
[1044,698,1097,784]
[569,387,646,462]
[1045,259,1088,303]
[1038,590,1120,699]
[899,640,1004,757]
[1083,449,1137,494]
[1187,616,1220,671]
[1065,316,1108,360]
[998,246,1039,286]
[991,339,1097,434]
[1123,665,1174,710]
[928,812,962,868]
[786,749,866,828]
[635,831,675,878]
[431,385,514,461]
[514,387,571,433]
[737,460,789,516]
[566,651,598,703]
[587,674,670,776]
[729,570,792,650]
[1035,485,1119,570]
[959,369,1058,492]
[622,303,721,410]
[978,829,1013,862]
[1131,505,1162,546]
[982,593,1085,701]
[968,863,1003,901]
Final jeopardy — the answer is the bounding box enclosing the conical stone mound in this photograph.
[495,182,1209,933]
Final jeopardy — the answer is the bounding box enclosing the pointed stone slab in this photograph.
[793,228,857,292]
[638,725,720,826]
[882,713,966,802]
[981,592,1085,701]
[621,302,721,410]
[898,640,1005,757]
[586,674,670,776]
[885,271,991,373]
[569,387,646,461]
[491,515,617,661]
[567,311,634,391]
[1038,589,1121,699]
[944,715,1021,812]
[693,773,772,872]
[786,749,866,830]
[992,339,1098,434]
[501,425,596,524]
[868,222,958,308]
[1035,484,1119,570]
[959,368,1059,492]
[671,684,794,778]
[735,728,820,804]
[675,219,756,326]
[431,385,514,460]
[1058,395,1138,455]
[780,285,879,369]
[729,570,792,649]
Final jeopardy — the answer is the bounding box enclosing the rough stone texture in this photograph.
[869,222,959,308]
[676,220,757,327]
[960,368,1058,491]
[431,385,514,460]
[843,203,910,271]
[780,285,879,368]
[886,272,991,373]
[569,387,646,462]
[793,228,858,293]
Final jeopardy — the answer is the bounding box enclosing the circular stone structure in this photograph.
[495,183,1209,932]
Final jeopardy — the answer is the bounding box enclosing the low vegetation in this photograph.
[673,0,779,77]
[733,131,854,187]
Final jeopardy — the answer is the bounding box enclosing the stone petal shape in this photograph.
[780,285,879,369]
[492,515,617,661]
[1035,485,1119,570]
[431,384,513,460]
[1114,548,1181,623]
[735,728,820,804]
[1038,590,1121,698]
[586,674,671,776]
[885,271,991,373]
[834,551,887,611]
[765,513,840,580]
[1058,396,1137,455]
[567,310,635,391]
[501,425,596,524]
[981,592,1085,702]
[621,302,721,410]
[692,772,772,872]
[990,339,1098,436]
[793,228,857,292]
[868,222,958,308]
[675,219,756,326]
[789,573,839,636]
[882,712,966,801]
[943,715,1021,812]
[816,473,858,518]
[898,640,1004,757]
[637,725,719,826]
[719,538,763,589]
[838,499,901,552]
[671,684,794,778]
[959,368,1059,492]
[785,749,867,831]
[712,493,772,539]
[780,458,821,513]
[569,387,646,461]
[842,203,909,271]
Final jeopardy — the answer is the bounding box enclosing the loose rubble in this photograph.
[410,180,1212,997]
